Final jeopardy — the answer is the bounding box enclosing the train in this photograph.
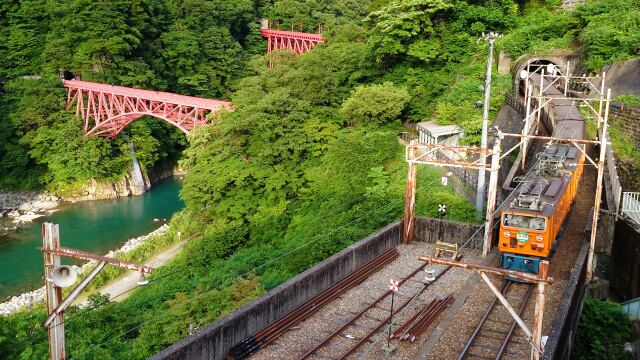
[498,71,586,275]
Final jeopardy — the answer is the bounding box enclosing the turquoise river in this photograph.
[0,177,184,301]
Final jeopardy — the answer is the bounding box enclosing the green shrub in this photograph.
[572,299,633,360]
[339,82,410,126]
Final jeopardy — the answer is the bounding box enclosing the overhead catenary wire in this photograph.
[68,175,450,359]
[40,186,402,333]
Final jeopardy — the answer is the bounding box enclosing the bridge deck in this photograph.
[63,80,231,110]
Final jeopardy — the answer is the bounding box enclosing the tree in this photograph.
[339,82,409,126]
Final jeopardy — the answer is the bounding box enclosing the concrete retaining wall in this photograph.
[151,216,486,359]
[610,218,640,300]
[543,240,590,360]
[414,217,483,247]
[151,221,403,360]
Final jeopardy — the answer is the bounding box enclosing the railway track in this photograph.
[298,264,452,360]
[231,248,399,359]
[458,280,533,360]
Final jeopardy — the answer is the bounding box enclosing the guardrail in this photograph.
[621,297,640,321]
[622,192,640,226]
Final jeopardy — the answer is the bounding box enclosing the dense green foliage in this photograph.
[499,0,640,70]
[0,0,265,190]
[1,0,639,358]
[572,299,633,360]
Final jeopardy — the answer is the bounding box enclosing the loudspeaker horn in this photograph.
[51,265,78,288]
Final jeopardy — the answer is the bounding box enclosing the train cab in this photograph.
[499,211,551,274]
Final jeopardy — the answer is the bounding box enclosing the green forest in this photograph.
[1,0,639,358]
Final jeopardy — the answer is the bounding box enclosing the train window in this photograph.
[502,214,546,231]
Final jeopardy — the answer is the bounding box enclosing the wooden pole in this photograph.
[43,261,106,328]
[531,261,549,360]
[587,88,611,281]
[483,138,501,256]
[418,257,553,284]
[403,144,418,244]
[479,272,542,357]
[420,256,549,358]
[43,223,65,360]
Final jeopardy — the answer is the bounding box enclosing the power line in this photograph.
[39,188,394,334]
[68,176,448,359]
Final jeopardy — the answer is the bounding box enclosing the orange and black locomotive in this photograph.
[498,72,585,275]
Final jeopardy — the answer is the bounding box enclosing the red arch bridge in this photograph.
[64,80,232,138]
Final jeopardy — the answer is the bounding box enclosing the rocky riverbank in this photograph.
[0,223,170,316]
[0,192,60,233]
[0,163,184,233]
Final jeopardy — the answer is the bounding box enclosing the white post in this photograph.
[597,72,606,128]
[522,85,533,170]
[476,34,497,212]
[483,138,501,256]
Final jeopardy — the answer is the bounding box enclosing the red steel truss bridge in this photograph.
[64,79,232,138]
[260,22,324,55]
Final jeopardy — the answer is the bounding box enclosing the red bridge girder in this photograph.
[260,29,324,55]
[63,80,232,138]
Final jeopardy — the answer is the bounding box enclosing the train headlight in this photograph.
[504,231,511,237]
[536,235,543,241]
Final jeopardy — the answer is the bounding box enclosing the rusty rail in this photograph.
[458,280,534,360]
[393,293,454,342]
[299,265,451,360]
[230,248,399,359]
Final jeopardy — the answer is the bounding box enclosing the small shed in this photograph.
[417,121,464,146]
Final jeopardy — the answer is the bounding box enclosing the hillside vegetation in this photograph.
[0,0,638,358]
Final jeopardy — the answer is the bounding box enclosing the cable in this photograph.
[68,176,448,359]
[40,188,394,334]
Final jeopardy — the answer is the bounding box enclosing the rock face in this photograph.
[0,192,61,232]
[63,163,184,202]
[0,224,170,315]
[0,162,183,231]
[65,170,147,201]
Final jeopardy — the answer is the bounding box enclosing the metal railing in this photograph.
[621,297,640,321]
[621,192,640,226]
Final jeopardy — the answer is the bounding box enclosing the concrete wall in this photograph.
[599,57,640,99]
[610,218,640,300]
[151,217,487,359]
[414,217,483,247]
[543,240,590,360]
[151,221,403,360]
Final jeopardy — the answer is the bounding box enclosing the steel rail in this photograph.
[231,248,398,359]
[406,294,454,342]
[458,281,534,360]
[260,249,398,345]
[458,281,511,360]
[299,265,451,360]
[496,285,534,359]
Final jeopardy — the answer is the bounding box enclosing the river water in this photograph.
[0,177,184,301]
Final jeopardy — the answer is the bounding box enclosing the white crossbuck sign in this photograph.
[389,278,399,292]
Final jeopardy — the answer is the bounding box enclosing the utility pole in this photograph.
[41,223,152,360]
[43,223,65,360]
[476,32,500,212]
